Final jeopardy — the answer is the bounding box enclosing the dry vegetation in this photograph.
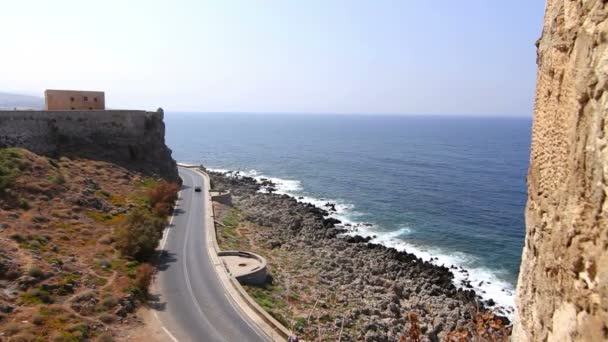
[0,148,178,341]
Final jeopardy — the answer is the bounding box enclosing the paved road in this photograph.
[153,166,268,342]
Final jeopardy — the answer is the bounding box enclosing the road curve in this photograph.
[152,166,268,342]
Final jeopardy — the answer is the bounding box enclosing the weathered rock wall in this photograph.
[513,1,608,341]
[0,109,178,182]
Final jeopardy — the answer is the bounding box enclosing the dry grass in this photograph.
[0,148,178,340]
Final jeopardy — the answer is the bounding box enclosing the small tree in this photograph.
[114,209,165,261]
[135,263,154,298]
[153,202,171,218]
[147,181,179,208]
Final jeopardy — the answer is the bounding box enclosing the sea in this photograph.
[165,112,531,318]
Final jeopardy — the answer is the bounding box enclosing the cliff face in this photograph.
[0,109,178,182]
[513,1,608,341]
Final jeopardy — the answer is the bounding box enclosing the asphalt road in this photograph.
[153,166,268,342]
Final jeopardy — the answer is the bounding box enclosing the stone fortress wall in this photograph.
[0,109,178,182]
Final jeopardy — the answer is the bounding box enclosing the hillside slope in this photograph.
[0,148,177,341]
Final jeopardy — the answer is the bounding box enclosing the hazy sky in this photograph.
[1,1,544,116]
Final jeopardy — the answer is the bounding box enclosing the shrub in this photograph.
[66,323,89,340]
[98,313,114,324]
[147,181,179,209]
[153,202,171,217]
[32,314,44,325]
[9,233,24,243]
[0,148,22,193]
[135,263,154,299]
[21,288,53,304]
[27,266,44,278]
[100,296,118,310]
[0,166,16,192]
[113,209,165,261]
[18,197,30,210]
[50,172,66,185]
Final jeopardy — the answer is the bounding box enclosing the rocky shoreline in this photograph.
[209,170,511,341]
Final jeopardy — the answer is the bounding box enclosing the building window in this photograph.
[70,97,74,102]
[84,96,88,101]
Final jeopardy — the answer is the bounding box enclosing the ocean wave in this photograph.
[351,223,515,317]
[207,166,515,318]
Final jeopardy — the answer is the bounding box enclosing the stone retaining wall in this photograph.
[218,250,268,286]
[211,191,232,206]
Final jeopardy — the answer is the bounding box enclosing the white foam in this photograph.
[208,167,516,319]
[348,225,515,318]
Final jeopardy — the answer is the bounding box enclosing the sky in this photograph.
[0,1,545,116]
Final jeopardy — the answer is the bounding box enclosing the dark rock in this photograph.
[345,235,372,244]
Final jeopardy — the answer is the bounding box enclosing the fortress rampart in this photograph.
[0,109,178,182]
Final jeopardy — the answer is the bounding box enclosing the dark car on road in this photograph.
[194,186,202,192]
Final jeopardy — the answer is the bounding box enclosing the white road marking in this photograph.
[161,193,180,250]
[154,180,183,342]
[153,305,180,342]
[162,327,179,342]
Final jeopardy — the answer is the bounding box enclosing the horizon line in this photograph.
[162,110,533,119]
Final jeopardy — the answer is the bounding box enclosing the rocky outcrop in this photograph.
[513,1,608,341]
[0,108,178,182]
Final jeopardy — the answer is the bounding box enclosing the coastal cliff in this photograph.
[0,109,178,182]
[513,0,608,340]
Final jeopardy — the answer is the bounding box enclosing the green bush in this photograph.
[100,296,118,310]
[113,209,165,261]
[50,172,67,185]
[21,288,53,304]
[0,148,22,193]
[18,197,30,210]
[27,266,44,278]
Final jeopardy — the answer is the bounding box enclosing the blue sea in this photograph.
[165,112,530,316]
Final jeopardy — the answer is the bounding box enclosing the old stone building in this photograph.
[44,89,105,110]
